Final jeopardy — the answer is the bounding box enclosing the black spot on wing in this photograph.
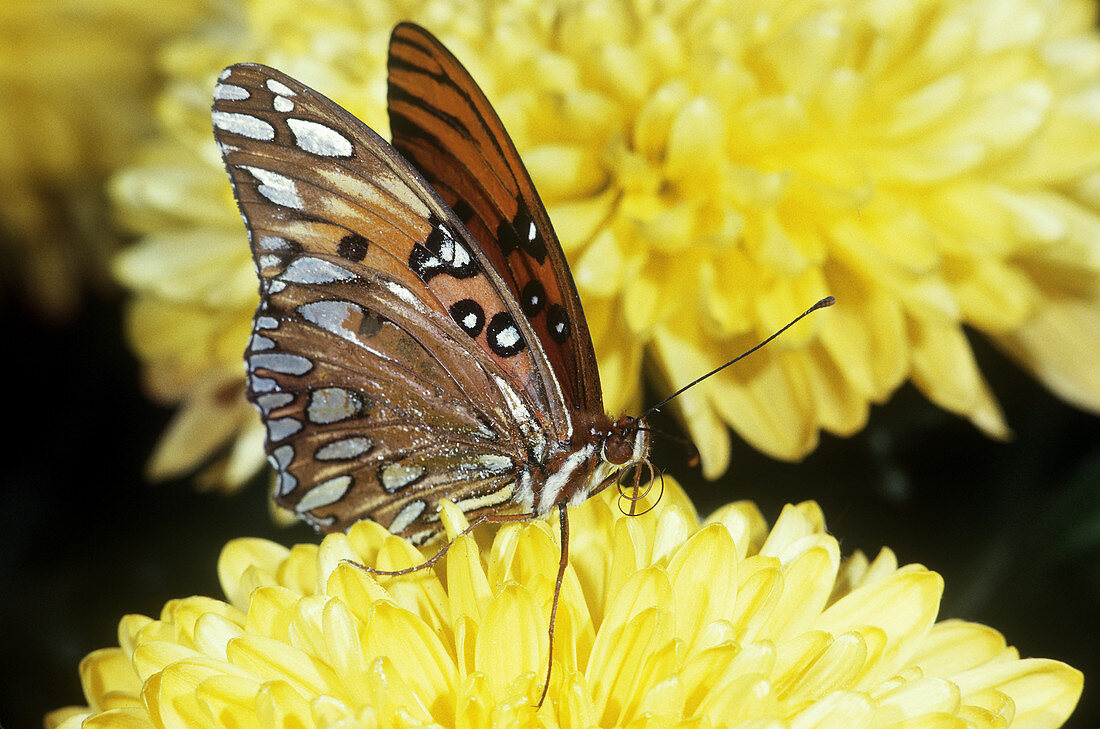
[337,232,369,261]
[278,238,304,256]
[495,218,519,257]
[451,199,475,225]
[516,205,546,263]
[359,312,385,338]
[487,312,526,357]
[547,304,570,344]
[495,204,546,263]
[409,226,479,282]
[449,298,485,337]
[520,279,545,318]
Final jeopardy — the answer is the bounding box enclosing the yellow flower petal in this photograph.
[84,707,156,729]
[667,525,738,649]
[50,480,1082,729]
[996,296,1100,412]
[219,538,291,607]
[952,659,1083,729]
[227,633,340,699]
[44,706,92,729]
[364,601,456,702]
[912,620,1013,675]
[476,583,545,701]
[79,648,142,710]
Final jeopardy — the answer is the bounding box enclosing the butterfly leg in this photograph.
[536,502,569,708]
[342,509,540,577]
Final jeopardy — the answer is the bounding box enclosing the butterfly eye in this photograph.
[603,431,635,465]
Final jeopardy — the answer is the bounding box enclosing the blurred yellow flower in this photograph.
[0,0,207,318]
[114,0,1100,487]
[46,481,1082,729]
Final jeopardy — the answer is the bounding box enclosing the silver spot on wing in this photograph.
[315,437,373,461]
[266,417,302,442]
[255,392,293,415]
[287,118,354,157]
[249,374,277,393]
[280,256,357,284]
[381,462,426,492]
[239,165,302,209]
[276,471,298,496]
[295,475,352,513]
[249,352,313,376]
[250,333,276,351]
[388,500,427,534]
[269,443,297,498]
[258,236,290,251]
[271,444,294,469]
[306,387,362,424]
[213,111,274,140]
[214,83,250,100]
[266,78,296,96]
[297,300,362,342]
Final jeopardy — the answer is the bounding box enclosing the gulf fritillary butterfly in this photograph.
[214,22,651,705]
[214,22,831,706]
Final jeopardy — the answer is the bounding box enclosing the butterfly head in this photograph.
[599,414,662,517]
[586,413,651,496]
[602,414,649,467]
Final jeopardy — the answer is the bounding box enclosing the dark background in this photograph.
[2,287,1097,728]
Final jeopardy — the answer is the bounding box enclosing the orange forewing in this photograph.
[387,23,603,413]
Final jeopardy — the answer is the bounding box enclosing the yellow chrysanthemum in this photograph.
[0,0,207,318]
[114,0,1100,486]
[46,481,1081,729]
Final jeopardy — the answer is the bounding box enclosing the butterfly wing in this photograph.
[387,23,604,414]
[246,272,535,538]
[213,63,565,536]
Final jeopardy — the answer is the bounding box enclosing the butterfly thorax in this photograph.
[528,412,649,516]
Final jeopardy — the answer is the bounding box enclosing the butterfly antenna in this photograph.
[641,296,835,419]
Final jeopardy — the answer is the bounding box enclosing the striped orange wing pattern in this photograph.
[387,23,604,414]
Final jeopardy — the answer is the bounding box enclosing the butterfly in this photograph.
[213,23,652,704]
